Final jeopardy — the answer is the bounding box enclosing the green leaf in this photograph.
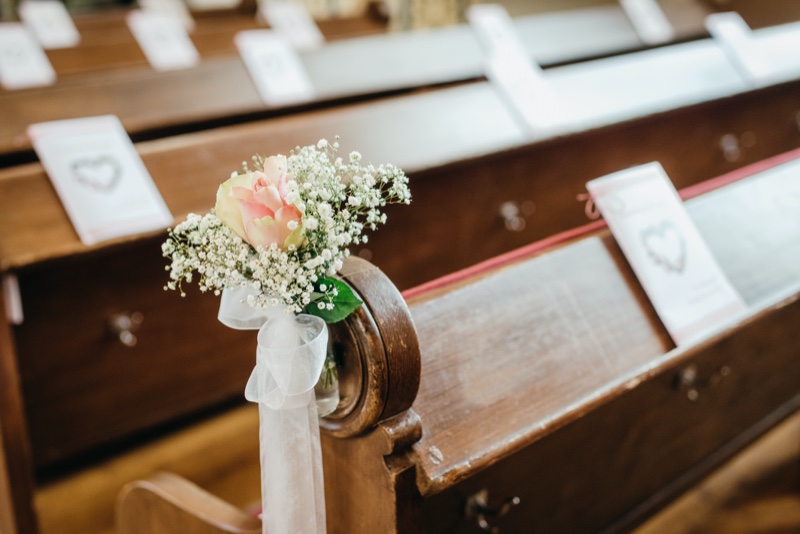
[304,277,363,323]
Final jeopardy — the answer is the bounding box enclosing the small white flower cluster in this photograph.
[163,138,411,314]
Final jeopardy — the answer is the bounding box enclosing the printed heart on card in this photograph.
[641,220,686,273]
[71,156,122,192]
[1,43,26,63]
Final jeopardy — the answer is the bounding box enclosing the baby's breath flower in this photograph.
[163,138,411,313]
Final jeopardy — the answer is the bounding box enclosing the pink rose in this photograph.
[215,156,304,249]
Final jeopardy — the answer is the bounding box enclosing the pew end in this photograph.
[116,255,423,533]
[116,472,261,534]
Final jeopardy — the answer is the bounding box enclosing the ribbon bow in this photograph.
[218,285,328,410]
[218,285,328,534]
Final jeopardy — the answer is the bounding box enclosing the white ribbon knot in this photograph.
[218,285,328,534]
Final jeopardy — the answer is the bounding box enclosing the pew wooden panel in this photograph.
[637,411,800,533]
[707,0,800,28]
[116,154,800,533]
[0,281,38,533]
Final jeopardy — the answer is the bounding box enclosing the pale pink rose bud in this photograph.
[214,155,305,250]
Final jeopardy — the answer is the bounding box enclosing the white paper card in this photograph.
[235,30,315,105]
[0,23,56,90]
[185,0,240,10]
[28,116,173,246]
[466,4,525,56]
[705,12,773,86]
[139,0,195,31]
[619,0,675,45]
[484,48,568,135]
[2,274,23,325]
[258,0,324,51]
[466,4,566,135]
[18,0,80,49]
[586,163,747,346]
[127,10,199,71]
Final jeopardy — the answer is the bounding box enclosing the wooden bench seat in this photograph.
[115,148,800,533]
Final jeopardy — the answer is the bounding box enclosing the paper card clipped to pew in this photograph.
[258,0,325,51]
[185,0,240,10]
[0,23,56,90]
[139,0,195,31]
[706,12,800,87]
[18,0,80,49]
[28,116,173,246]
[127,10,199,72]
[587,163,747,346]
[618,0,675,45]
[466,4,567,136]
[235,30,315,106]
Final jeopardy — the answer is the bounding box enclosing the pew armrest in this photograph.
[116,472,261,534]
[321,256,421,438]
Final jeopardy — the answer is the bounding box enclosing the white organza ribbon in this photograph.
[219,286,328,534]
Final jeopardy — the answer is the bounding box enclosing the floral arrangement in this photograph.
[162,138,411,323]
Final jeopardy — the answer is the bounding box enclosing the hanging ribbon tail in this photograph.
[257,400,326,534]
[244,314,329,410]
[219,287,328,534]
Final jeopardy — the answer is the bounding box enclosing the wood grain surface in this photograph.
[0,282,38,533]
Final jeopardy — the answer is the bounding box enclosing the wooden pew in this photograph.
[2,0,795,86]
[114,151,800,533]
[3,16,800,168]
[0,1,717,163]
[0,4,636,161]
[44,6,387,76]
